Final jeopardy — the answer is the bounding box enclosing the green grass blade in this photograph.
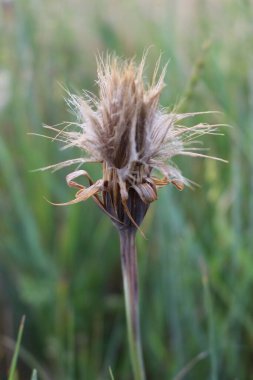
[31,369,38,380]
[8,316,26,380]
[109,367,115,380]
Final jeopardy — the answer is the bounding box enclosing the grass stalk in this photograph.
[119,229,145,380]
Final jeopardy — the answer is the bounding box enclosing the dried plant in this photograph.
[37,54,225,380]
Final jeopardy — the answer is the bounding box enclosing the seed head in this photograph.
[39,54,225,232]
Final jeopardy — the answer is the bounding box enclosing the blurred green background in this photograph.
[0,0,253,379]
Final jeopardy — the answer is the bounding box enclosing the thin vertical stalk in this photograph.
[119,229,145,380]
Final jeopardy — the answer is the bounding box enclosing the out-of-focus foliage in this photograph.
[0,0,253,379]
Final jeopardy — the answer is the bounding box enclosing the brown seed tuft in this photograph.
[38,54,226,231]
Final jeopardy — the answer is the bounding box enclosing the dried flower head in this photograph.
[39,54,225,231]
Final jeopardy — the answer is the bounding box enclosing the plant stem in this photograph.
[119,229,146,380]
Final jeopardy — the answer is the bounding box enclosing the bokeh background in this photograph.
[0,0,253,379]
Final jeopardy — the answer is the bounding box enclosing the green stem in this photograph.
[119,229,146,380]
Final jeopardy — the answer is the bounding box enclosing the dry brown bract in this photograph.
[38,54,225,229]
